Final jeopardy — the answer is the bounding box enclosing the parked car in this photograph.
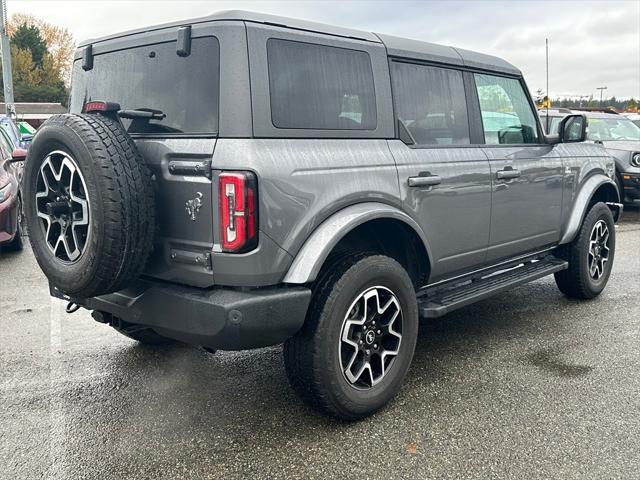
[540,108,640,202]
[23,11,620,419]
[0,126,27,251]
[0,115,33,150]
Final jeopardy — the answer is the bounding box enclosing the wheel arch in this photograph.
[559,174,620,245]
[282,202,432,287]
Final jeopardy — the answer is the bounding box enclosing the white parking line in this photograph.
[48,297,66,480]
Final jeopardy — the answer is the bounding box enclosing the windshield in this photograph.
[586,117,640,141]
[70,37,219,135]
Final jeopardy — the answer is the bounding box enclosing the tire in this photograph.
[284,254,419,420]
[111,319,174,346]
[22,114,155,298]
[554,202,615,299]
[4,196,24,251]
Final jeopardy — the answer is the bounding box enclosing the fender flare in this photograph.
[282,202,432,284]
[559,174,619,245]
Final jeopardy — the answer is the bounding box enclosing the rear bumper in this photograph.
[53,280,311,350]
[621,173,640,200]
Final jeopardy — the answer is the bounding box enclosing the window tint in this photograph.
[474,74,539,144]
[390,62,469,145]
[267,39,376,130]
[70,37,219,134]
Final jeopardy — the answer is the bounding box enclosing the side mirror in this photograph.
[559,114,588,143]
[10,148,27,163]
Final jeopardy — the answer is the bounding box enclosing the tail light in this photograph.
[83,101,121,113]
[219,172,258,253]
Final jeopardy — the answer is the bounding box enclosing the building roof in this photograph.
[0,102,67,115]
[0,102,67,121]
[78,10,520,76]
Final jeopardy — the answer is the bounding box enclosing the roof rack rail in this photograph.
[570,107,619,114]
[537,107,572,114]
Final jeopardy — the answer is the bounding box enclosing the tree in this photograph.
[0,17,72,105]
[8,14,75,86]
[11,24,47,67]
[627,98,638,112]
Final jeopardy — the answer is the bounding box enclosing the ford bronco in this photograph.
[23,11,621,419]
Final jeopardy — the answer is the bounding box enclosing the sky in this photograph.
[7,0,640,99]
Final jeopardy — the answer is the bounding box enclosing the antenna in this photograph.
[545,38,549,116]
[0,0,15,119]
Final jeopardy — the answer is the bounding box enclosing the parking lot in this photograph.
[0,206,638,479]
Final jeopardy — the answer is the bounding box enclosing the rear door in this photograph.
[473,73,564,262]
[388,60,492,282]
[70,24,228,287]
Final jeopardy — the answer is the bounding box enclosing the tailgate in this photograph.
[135,138,216,288]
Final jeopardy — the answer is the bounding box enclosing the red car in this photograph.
[0,128,27,251]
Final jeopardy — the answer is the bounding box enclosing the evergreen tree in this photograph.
[10,24,48,67]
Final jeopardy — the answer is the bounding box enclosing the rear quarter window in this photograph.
[70,37,219,135]
[266,38,377,130]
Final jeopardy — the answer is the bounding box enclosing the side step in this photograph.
[418,256,568,318]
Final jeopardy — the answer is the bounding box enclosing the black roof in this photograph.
[79,10,520,76]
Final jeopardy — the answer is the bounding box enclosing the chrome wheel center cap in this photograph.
[365,330,376,345]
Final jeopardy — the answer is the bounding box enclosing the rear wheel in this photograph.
[554,202,615,299]
[284,254,418,420]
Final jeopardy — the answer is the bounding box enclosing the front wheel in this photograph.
[554,202,615,299]
[284,254,418,420]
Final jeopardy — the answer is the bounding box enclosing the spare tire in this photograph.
[23,113,155,298]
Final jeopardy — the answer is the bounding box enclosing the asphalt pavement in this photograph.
[1,206,639,480]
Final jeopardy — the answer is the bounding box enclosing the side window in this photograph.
[266,39,377,130]
[474,74,540,144]
[390,62,470,145]
[549,116,563,134]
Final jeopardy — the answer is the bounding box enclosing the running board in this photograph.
[418,256,568,318]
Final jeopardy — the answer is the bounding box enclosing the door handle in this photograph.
[496,168,521,180]
[408,174,442,187]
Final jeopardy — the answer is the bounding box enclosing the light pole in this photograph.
[0,0,15,119]
[596,86,608,106]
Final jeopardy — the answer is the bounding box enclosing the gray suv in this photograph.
[541,108,640,202]
[23,11,621,419]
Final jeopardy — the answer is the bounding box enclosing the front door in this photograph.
[473,73,564,262]
[388,61,492,282]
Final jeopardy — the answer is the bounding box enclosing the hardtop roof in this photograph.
[78,10,520,76]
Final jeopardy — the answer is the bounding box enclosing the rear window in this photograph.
[70,37,219,135]
[266,39,377,130]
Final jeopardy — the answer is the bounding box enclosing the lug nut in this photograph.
[377,330,381,335]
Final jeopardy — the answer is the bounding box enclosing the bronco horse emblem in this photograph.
[185,192,203,221]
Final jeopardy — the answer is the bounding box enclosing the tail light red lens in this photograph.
[83,101,120,113]
[84,101,108,112]
[219,172,258,253]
